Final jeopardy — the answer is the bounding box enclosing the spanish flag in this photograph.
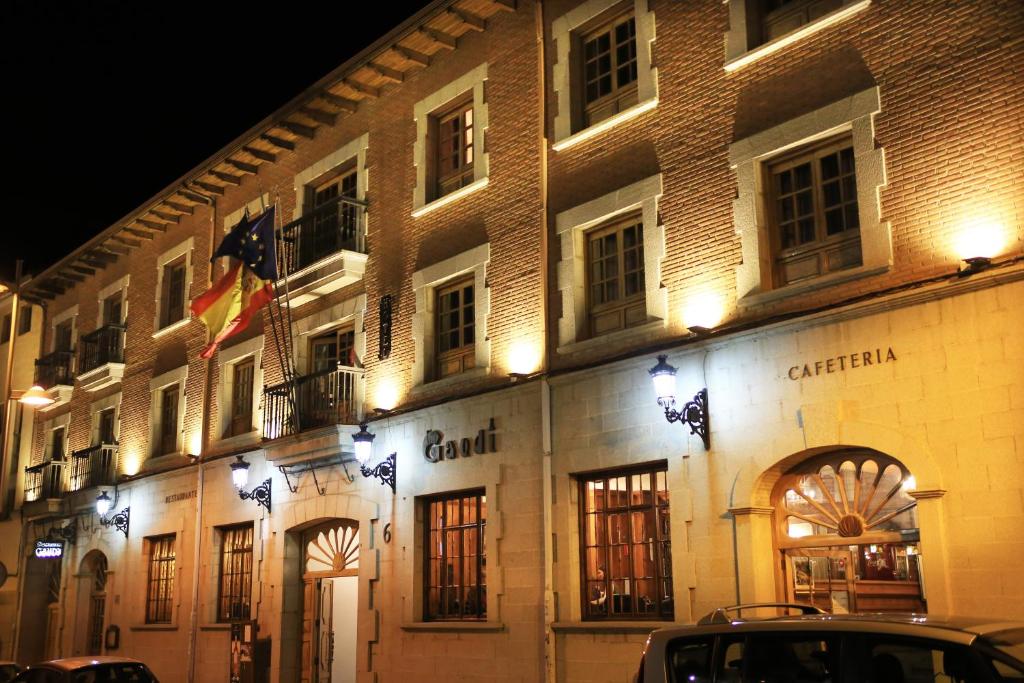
[191,207,278,359]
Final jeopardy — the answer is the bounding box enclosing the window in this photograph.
[424,490,486,621]
[49,426,66,461]
[435,278,475,379]
[299,168,359,269]
[228,360,254,438]
[434,99,475,200]
[54,319,73,352]
[666,637,714,682]
[767,137,861,287]
[98,408,116,445]
[760,0,842,42]
[310,327,356,373]
[586,216,646,337]
[160,256,187,329]
[0,315,9,344]
[146,535,175,624]
[717,633,838,681]
[157,384,179,456]
[18,305,31,335]
[102,291,123,326]
[218,524,253,622]
[581,11,638,128]
[579,464,673,620]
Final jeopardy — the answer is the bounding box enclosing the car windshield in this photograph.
[987,628,1024,665]
[71,664,155,683]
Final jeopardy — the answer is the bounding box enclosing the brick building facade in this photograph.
[2,1,1022,682]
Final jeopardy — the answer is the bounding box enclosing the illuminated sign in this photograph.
[34,540,63,559]
[424,418,497,463]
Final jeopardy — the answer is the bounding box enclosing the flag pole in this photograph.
[268,199,301,433]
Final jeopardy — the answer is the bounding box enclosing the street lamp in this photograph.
[352,423,395,493]
[230,455,271,513]
[95,490,130,538]
[648,355,711,451]
[16,385,54,407]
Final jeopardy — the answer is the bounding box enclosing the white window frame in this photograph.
[724,0,871,72]
[87,393,122,451]
[149,365,188,458]
[215,336,264,446]
[96,275,130,327]
[411,244,490,389]
[412,63,489,217]
[555,174,666,353]
[153,238,195,337]
[551,0,658,151]
[730,86,889,305]
[50,305,78,353]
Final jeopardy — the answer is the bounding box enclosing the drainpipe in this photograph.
[541,379,556,683]
[0,260,23,520]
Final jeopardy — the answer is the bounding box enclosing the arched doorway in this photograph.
[16,553,62,663]
[772,448,925,613]
[299,519,359,683]
[77,550,108,655]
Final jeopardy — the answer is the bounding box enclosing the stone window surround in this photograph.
[551,0,658,152]
[729,86,889,305]
[724,0,871,73]
[294,133,369,221]
[555,174,667,353]
[50,305,78,354]
[411,244,490,389]
[412,63,489,218]
[292,294,367,377]
[215,335,264,447]
[89,392,122,446]
[149,365,189,457]
[152,237,195,338]
[43,412,72,461]
[96,275,130,327]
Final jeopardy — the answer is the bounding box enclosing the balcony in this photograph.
[276,195,367,307]
[69,443,119,492]
[262,366,362,465]
[78,324,126,392]
[23,459,68,518]
[34,350,75,410]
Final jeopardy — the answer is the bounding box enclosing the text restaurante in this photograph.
[788,347,897,380]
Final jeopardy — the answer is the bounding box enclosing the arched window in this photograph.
[304,520,359,575]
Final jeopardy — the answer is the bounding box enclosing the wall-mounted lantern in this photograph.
[649,355,710,451]
[352,423,396,493]
[230,455,271,513]
[96,490,130,538]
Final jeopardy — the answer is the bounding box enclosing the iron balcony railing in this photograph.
[263,366,361,441]
[69,443,119,492]
[24,459,67,502]
[79,324,126,374]
[35,350,75,388]
[277,194,367,275]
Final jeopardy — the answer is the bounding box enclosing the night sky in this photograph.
[0,0,433,282]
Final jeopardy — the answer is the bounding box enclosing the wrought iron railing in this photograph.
[24,460,66,502]
[35,350,75,388]
[79,324,126,374]
[69,443,119,492]
[277,194,366,275]
[263,367,361,440]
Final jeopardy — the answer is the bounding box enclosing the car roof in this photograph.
[649,613,1024,647]
[31,657,145,672]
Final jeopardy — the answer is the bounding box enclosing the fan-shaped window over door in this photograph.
[300,520,359,683]
[772,449,925,614]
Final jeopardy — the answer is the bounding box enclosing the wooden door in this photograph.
[301,579,314,683]
[316,579,334,683]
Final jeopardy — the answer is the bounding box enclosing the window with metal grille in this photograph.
[424,490,486,621]
[229,359,255,437]
[146,535,176,624]
[435,277,475,379]
[434,99,474,200]
[218,524,254,622]
[581,11,638,127]
[578,464,673,620]
[158,384,179,456]
[768,136,861,287]
[160,256,187,328]
[586,217,646,338]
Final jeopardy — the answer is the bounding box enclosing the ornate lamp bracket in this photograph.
[239,478,272,513]
[360,452,396,494]
[662,389,710,451]
[100,507,131,539]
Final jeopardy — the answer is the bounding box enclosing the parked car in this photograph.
[0,662,23,683]
[635,602,1024,682]
[11,657,157,683]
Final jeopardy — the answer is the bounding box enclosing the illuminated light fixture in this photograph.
[95,491,130,538]
[954,217,1005,276]
[648,355,710,451]
[682,290,725,334]
[351,423,396,493]
[957,256,991,277]
[230,455,271,513]
[18,385,54,407]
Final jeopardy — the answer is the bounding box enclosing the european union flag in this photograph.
[212,206,278,281]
